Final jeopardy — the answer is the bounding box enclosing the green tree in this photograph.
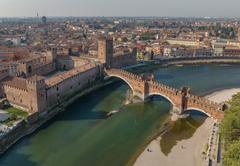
[221,93,240,142]
[220,93,240,165]
[223,140,240,166]
[140,32,155,41]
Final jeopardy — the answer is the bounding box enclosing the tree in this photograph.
[220,93,240,165]
[223,140,240,166]
[221,93,240,142]
[140,32,156,41]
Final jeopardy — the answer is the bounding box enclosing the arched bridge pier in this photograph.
[105,69,225,122]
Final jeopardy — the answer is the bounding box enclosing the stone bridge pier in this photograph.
[165,87,191,116]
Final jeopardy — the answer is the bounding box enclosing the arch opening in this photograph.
[63,65,67,70]
[106,75,135,93]
[184,107,211,118]
[27,66,32,74]
[147,92,175,106]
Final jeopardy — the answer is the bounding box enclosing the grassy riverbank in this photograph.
[2,107,28,126]
[220,92,240,166]
[4,107,28,118]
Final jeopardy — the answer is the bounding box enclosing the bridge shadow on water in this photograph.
[160,110,207,156]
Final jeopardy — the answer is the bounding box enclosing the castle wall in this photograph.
[32,62,56,76]
[71,57,90,68]
[56,56,90,70]
[0,68,9,98]
[111,52,136,68]
[3,86,29,110]
[46,65,100,109]
[17,61,56,77]
[3,62,101,114]
[15,52,57,77]
[0,68,9,81]
[56,57,74,70]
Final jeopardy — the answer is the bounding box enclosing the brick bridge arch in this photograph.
[105,73,135,94]
[105,69,225,122]
[147,92,176,106]
[184,107,212,117]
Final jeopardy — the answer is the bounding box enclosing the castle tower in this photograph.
[26,75,47,113]
[46,48,57,63]
[98,36,113,68]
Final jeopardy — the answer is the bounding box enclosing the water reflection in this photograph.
[2,64,240,166]
[160,111,207,155]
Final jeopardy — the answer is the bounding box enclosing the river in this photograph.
[1,64,240,166]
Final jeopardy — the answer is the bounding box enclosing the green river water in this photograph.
[1,64,240,166]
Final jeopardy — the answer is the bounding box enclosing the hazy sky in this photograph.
[0,0,239,18]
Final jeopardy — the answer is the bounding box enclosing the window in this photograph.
[28,66,32,73]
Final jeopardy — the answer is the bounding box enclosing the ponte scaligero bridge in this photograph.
[105,68,225,122]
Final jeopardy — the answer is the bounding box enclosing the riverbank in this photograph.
[205,88,240,103]
[129,56,240,74]
[0,79,114,155]
[2,58,240,158]
[134,88,240,166]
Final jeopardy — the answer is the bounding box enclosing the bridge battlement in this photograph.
[105,69,225,121]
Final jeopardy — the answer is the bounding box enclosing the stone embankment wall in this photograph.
[1,56,239,155]
[153,56,240,66]
[0,77,111,155]
[46,65,100,109]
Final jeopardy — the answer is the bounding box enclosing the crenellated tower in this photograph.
[98,36,113,68]
[26,75,47,113]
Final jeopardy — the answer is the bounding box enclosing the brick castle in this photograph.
[0,36,137,118]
